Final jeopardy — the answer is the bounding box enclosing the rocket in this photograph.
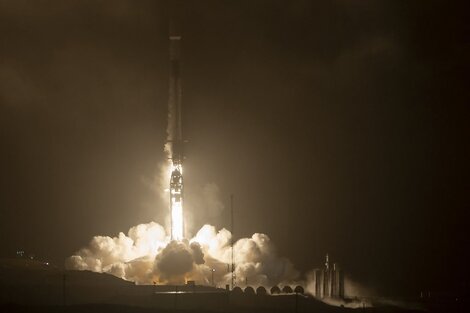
[168,20,184,241]
[168,21,183,164]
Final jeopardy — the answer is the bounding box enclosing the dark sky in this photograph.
[0,0,468,296]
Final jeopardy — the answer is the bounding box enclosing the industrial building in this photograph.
[310,254,344,299]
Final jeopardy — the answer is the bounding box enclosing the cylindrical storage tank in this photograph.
[244,286,255,295]
[334,266,344,298]
[282,286,293,294]
[232,286,243,294]
[312,269,323,298]
[294,285,304,294]
[256,286,267,295]
[270,286,281,295]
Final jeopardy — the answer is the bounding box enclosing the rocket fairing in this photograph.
[168,21,185,241]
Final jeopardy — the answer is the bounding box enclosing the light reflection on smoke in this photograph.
[67,222,298,286]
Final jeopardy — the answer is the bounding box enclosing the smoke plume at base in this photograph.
[67,220,389,309]
[67,221,299,287]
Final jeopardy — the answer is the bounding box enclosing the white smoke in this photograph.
[67,165,374,304]
[66,222,167,284]
[67,222,299,287]
[66,221,384,308]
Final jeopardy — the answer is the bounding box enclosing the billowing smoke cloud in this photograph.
[155,241,193,280]
[67,220,382,309]
[67,159,372,304]
[191,224,299,286]
[154,240,205,284]
[67,222,299,287]
[189,242,205,265]
[66,222,167,284]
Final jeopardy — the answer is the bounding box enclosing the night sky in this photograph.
[0,1,468,297]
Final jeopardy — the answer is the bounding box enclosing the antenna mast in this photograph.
[230,194,235,289]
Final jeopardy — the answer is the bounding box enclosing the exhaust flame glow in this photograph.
[170,163,184,240]
[171,199,183,240]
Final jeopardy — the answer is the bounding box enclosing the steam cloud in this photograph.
[67,222,374,310]
[67,222,299,287]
